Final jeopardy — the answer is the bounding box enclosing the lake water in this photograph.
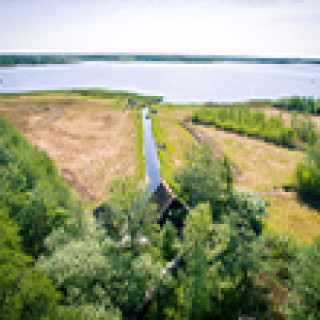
[0,61,319,103]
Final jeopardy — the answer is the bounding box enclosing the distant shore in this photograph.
[1,54,320,67]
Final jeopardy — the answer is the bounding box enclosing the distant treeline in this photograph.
[0,89,163,104]
[1,54,320,66]
[274,96,320,115]
[0,55,76,66]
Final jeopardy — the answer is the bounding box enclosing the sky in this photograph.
[0,0,319,58]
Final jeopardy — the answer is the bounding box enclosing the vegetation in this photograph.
[198,124,319,243]
[135,110,145,181]
[1,54,320,66]
[296,143,320,207]
[0,89,163,105]
[0,116,80,257]
[151,106,196,187]
[274,96,320,115]
[193,105,318,148]
[1,93,319,320]
[0,209,63,320]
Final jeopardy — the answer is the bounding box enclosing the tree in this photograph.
[285,237,320,319]
[173,143,233,219]
[0,210,62,320]
[37,217,162,317]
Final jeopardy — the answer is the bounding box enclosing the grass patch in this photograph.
[134,109,145,182]
[151,106,198,187]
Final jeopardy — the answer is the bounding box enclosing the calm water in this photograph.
[0,61,319,102]
[142,107,161,191]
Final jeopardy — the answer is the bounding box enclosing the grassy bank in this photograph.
[151,106,198,187]
[134,109,145,182]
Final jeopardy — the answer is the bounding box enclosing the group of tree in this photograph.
[274,96,320,115]
[296,141,320,207]
[0,55,75,67]
[193,105,318,148]
[1,112,319,319]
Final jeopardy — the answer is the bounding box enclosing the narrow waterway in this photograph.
[142,107,161,192]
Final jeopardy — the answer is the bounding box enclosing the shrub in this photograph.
[296,143,320,202]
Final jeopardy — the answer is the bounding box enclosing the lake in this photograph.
[0,61,319,103]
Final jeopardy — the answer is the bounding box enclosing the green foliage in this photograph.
[274,96,319,115]
[296,143,320,203]
[193,106,303,148]
[291,113,318,146]
[37,217,163,317]
[173,143,233,217]
[0,209,62,320]
[285,237,320,319]
[254,230,299,280]
[135,111,145,180]
[0,116,80,257]
[231,187,265,235]
[176,203,217,319]
[97,178,158,252]
[0,89,163,104]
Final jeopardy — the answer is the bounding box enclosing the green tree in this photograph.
[176,202,218,319]
[285,237,320,319]
[37,217,162,317]
[174,144,233,218]
[0,210,62,320]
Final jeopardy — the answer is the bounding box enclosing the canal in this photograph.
[142,106,161,192]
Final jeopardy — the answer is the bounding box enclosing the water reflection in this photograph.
[142,107,161,192]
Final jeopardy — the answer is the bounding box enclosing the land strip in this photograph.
[0,96,136,203]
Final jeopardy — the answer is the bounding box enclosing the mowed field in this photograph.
[0,96,136,203]
[152,105,320,243]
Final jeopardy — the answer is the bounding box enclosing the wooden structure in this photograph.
[149,181,189,230]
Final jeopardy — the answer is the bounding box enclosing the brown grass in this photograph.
[0,97,135,202]
[195,124,320,243]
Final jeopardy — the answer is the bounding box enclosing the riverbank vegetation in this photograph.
[150,106,197,188]
[134,110,145,181]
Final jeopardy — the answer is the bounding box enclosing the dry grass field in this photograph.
[152,105,319,243]
[196,124,320,243]
[0,96,136,203]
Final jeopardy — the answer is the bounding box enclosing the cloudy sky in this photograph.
[0,0,319,57]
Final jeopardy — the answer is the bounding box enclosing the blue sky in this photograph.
[0,0,319,57]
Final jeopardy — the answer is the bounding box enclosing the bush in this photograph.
[296,143,320,202]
